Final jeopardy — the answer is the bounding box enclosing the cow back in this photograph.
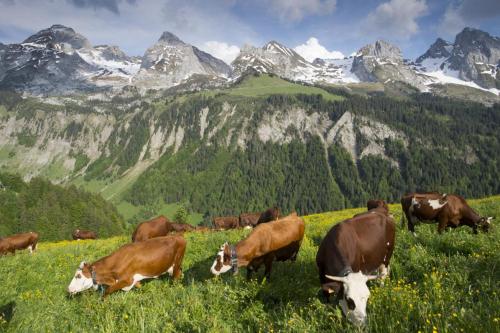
[239,213,305,259]
[132,216,173,242]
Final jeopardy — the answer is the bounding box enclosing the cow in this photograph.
[316,210,395,326]
[132,215,173,242]
[401,192,492,235]
[210,212,305,280]
[170,223,195,233]
[67,235,186,297]
[72,229,97,240]
[212,216,239,230]
[367,200,389,215]
[239,207,281,228]
[256,207,281,225]
[0,232,39,255]
[239,213,261,228]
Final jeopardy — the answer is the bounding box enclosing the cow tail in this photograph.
[400,215,406,228]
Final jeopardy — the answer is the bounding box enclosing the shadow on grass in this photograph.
[182,255,218,284]
[0,301,15,325]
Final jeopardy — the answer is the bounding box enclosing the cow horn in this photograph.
[325,274,347,283]
[365,274,380,281]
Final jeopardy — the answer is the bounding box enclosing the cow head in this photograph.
[210,242,232,275]
[325,272,379,326]
[478,216,493,232]
[67,261,94,295]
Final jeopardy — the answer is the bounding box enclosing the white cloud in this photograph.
[362,0,428,39]
[294,37,344,62]
[0,0,256,56]
[267,0,336,23]
[201,41,240,64]
[438,0,500,37]
[438,4,466,37]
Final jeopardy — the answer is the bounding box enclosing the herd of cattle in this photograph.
[0,192,493,326]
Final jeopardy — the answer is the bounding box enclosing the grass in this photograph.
[0,196,499,332]
[223,75,344,101]
[168,74,344,102]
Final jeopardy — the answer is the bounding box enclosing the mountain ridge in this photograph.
[0,25,499,101]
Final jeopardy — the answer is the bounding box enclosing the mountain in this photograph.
[351,40,427,91]
[0,24,140,94]
[133,31,232,90]
[0,75,499,219]
[231,41,317,81]
[0,25,499,102]
[416,27,500,90]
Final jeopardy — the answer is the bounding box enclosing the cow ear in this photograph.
[79,261,86,269]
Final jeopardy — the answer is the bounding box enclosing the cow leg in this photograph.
[104,279,133,298]
[263,255,274,281]
[437,216,448,234]
[378,264,389,279]
[28,245,33,254]
[246,266,253,280]
[172,244,186,280]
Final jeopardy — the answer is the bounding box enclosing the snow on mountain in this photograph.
[416,27,500,94]
[312,57,359,83]
[133,31,231,90]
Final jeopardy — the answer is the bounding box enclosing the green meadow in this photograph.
[0,196,498,332]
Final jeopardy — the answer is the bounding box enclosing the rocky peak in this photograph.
[23,24,91,50]
[416,38,452,63]
[94,45,131,62]
[158,31,184,45]
[357,40,402,60]
[453,27,500,58]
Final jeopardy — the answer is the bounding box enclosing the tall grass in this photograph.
[0,197,498,332]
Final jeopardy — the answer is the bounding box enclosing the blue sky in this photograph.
[0,0,499,63]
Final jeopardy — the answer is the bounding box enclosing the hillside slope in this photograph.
[0,196,498,332]
[0,78,499,220]
[0,172,125,241]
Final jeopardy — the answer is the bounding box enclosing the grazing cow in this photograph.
[132,215,173,242]
[239,213,261,228]
[256,207,281,225]
[0,232,39,255]
[316,210,395,326]
[170,223,195,233]
[212,216,239,230]
[72,229,97,240]
[239,207,281,228]
[401,192,492,235]
[210,212,304,280]
[367,200,389,215]
[67,236,186,297]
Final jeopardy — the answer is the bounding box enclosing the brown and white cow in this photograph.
[210,212,304,280]
[72,229,97,240]
[132,215,173,242]
[316,210,395,326]
[212,216,239,230]
[67,235,186,297]
[0,232,39,255]
[401,192,492,235]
